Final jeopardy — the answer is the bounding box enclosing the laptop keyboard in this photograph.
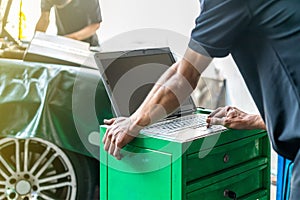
[142,114,208,135]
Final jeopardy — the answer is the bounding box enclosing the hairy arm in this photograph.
[131,49,212,128]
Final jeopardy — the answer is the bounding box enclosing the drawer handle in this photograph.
[223,154,230,163]
[224,189,237,199]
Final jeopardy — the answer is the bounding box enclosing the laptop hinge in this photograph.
[165,110,194,120]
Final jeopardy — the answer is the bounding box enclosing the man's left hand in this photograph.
[206,106,266,130]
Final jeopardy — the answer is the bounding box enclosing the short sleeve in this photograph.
[189,0,250,57]
[41,0,53,12]
[87,0,102,23]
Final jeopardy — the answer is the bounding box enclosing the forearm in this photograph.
[130,55,211,129]
[35,17,49,32]
[64,23,100,41]
[130,63,188,128]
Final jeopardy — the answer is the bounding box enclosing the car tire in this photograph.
[0,137,99,200]
[64,149,99,200]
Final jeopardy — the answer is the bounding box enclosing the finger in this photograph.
[114,136,133,160]
[104,137,111,151]
[113,145,122,160]
[108,141,115,156]
[206,117,212,127]
[108,135,117,155]
[102,128,110,144]
[208,107,227,118]
[208,107,223,117]
[102,126,115,144]
[209,117,226,126]
[226,108,237,118]
[104,118,116,125]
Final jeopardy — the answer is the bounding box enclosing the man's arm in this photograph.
[35,11,50,32]
[103,48,212,159]
[64,23,100,41]
[207,106,266,130]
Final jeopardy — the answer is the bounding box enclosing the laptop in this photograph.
[94,47,226,142]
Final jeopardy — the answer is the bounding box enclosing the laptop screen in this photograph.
[95,48,196,117]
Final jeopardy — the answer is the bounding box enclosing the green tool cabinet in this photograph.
[100,124,270,200]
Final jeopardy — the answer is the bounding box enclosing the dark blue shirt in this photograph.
[189,0,300,160]
[41,0,102,46]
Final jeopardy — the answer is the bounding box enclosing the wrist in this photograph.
[65,33,78,40]
[251,114,266,130]
[129,113,151,131]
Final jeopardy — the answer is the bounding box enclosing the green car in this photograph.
[0,58,112,200]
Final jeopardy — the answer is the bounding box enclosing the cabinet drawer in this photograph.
[186,134,265,181]
[186,130,266,155]
[187,164,268,200]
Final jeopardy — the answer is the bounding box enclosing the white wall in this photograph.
[99,0,199,42]
[98,0,258,114]
[214,56,258,113]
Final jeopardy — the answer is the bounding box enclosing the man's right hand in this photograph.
[206,106,266,130]
[103,117,143,160]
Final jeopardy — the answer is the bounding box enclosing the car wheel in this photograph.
[0,137,77,200]
[63,149,99,200]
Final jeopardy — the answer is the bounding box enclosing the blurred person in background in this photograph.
[35,0,102,47]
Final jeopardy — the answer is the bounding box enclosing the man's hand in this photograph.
[206,106,266,130]
[64,23,100,41]
[103,117,143,160]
